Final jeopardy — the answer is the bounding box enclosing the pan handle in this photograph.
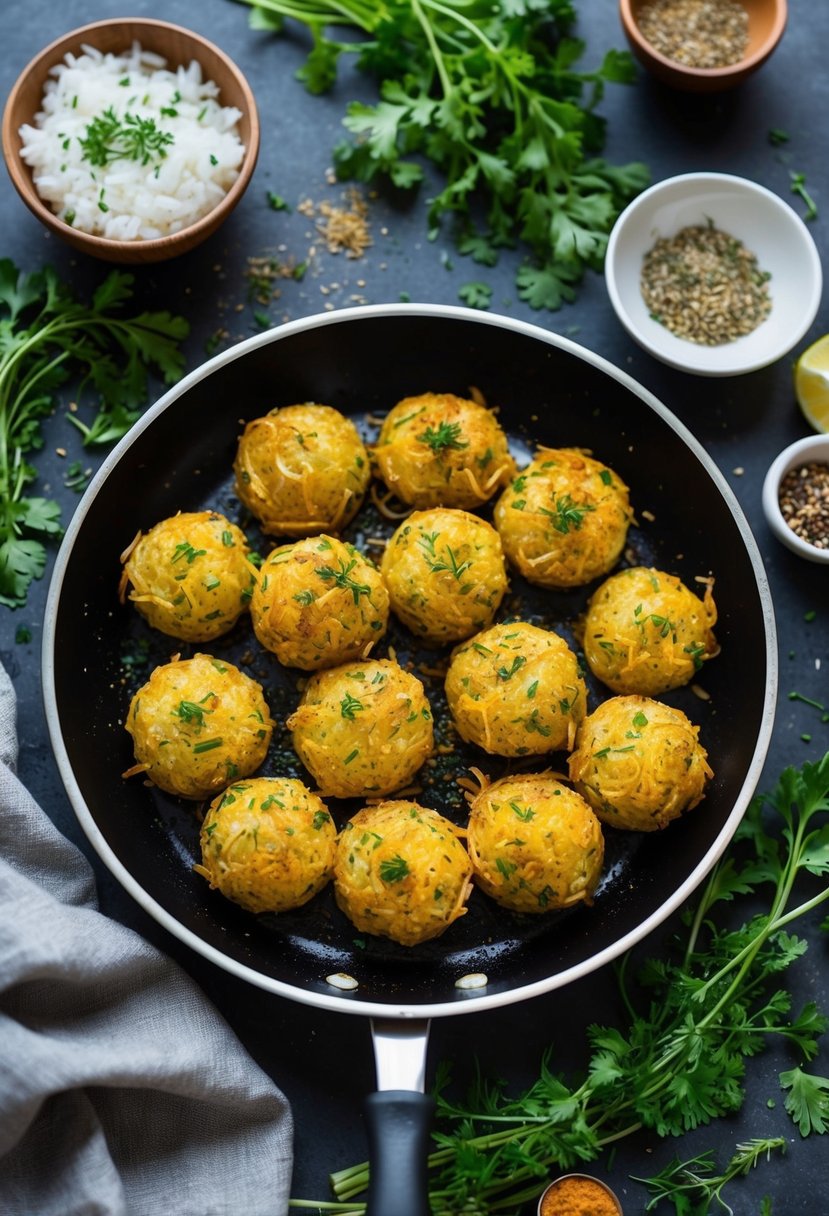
[365,1017,434,1216]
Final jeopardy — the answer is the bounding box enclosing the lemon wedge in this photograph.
[794,335,829,432]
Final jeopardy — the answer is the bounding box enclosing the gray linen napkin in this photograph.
[0,662,293,1216]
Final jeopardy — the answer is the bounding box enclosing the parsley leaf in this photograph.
[322,753,829,1212]
[0,260,188,607]
[780,1068,829,1135]
[237,0,649,309]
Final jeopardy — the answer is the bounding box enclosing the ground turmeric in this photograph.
[539,1173,621,1216]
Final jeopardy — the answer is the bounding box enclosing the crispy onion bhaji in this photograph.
[194,777,336,913]
[286,659,434,798]
[380,507,508,645]
[333,800,473,945]
[374,391,515,509]
[124,653,274,800]
[445,621,586,756]
[119,511,255,642]
[581,566,718,695]
[233,403,371,536]
[568,695,713,832]
[467,772,604,914]
[493,447,633,589]
[250,534,389,670]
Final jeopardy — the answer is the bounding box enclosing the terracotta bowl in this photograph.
[619,0,787,92]
[1,18,260,263]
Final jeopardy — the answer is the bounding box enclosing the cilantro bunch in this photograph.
[0,260,189,608]
[311,754,829,1214]
[236,0,650,308]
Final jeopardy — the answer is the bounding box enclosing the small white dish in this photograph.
[762,433,829,563]
[605,172,822,376]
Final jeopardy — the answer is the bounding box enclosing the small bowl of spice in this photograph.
[1,18,260,262]
[619,0,787,92]
[762,434,829,564]
[538,1172,623,1216]
[605,171,822,377]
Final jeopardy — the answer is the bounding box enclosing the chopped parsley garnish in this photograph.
[417,420,468,453]
[540,494,596,534]
[172,541,207,566]
[340,692,365,719]
[79,107,175,167]
[497,655,527,681]
[379,855,410,883]
[316,558,371,604]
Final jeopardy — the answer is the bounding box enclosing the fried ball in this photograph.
[333,800,473,945]
[467,773,604,914]
[493,447,633,588]
[194,777,336,913]
[374,391,516,509]
[233,403,370,536]
[568,696,713,832]
[581,566,718,695]
[124,653,274,800]
[119,511,255,642]
[445,621,587,756]
[380,508,508,645]
[250,535,389,670]
[286,659,434,798]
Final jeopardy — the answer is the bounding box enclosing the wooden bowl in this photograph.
[2,18,260,262]
[619,0,787,92]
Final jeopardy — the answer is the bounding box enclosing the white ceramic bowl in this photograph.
[605,172,822,376]
[762,433,829,563]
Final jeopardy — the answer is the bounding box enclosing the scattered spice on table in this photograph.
[778,461,829,550]
[640,219,772,345]
[637,0,749,69]
[315,189,372,257]
[539,1174,620,1216]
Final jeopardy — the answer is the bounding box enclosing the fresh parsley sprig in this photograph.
[0,260,188,608]
[314,754,829,1214]
[234,0,650,309]
[79,107,175,167]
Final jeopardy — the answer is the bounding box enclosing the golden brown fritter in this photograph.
[119,510,255,642]
[333,800,473,945]
[194,777,336,913]
[374,391,515,509]
[380,507,508,645]
[466,772,604,914]
[124,653,274,800]
[493,448,632,588]
[581,566,718,695]
[286,659,434,798]
[568,695,713,831]
[250,534,389,670]
[445,621,586,756]
[234,403,370,536]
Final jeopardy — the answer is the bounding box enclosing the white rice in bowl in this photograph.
[18,42,246,241]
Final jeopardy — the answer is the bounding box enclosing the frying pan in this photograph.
[42,305,776,1215]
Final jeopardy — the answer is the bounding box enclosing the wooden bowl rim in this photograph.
[1,17,260,258]
[619,0,788,82]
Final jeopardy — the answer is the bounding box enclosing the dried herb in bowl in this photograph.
[637,0,749,69]
[640,219,772,345]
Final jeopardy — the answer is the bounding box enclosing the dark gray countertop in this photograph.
[2,0,828,1210]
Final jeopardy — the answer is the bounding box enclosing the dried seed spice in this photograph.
[641,220,772,346]
[779,462,829,550]
[637,0,749,69]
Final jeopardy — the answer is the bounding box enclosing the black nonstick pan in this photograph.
[42,305,777,1215]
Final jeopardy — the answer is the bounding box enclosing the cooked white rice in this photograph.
[19,42,245,241]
